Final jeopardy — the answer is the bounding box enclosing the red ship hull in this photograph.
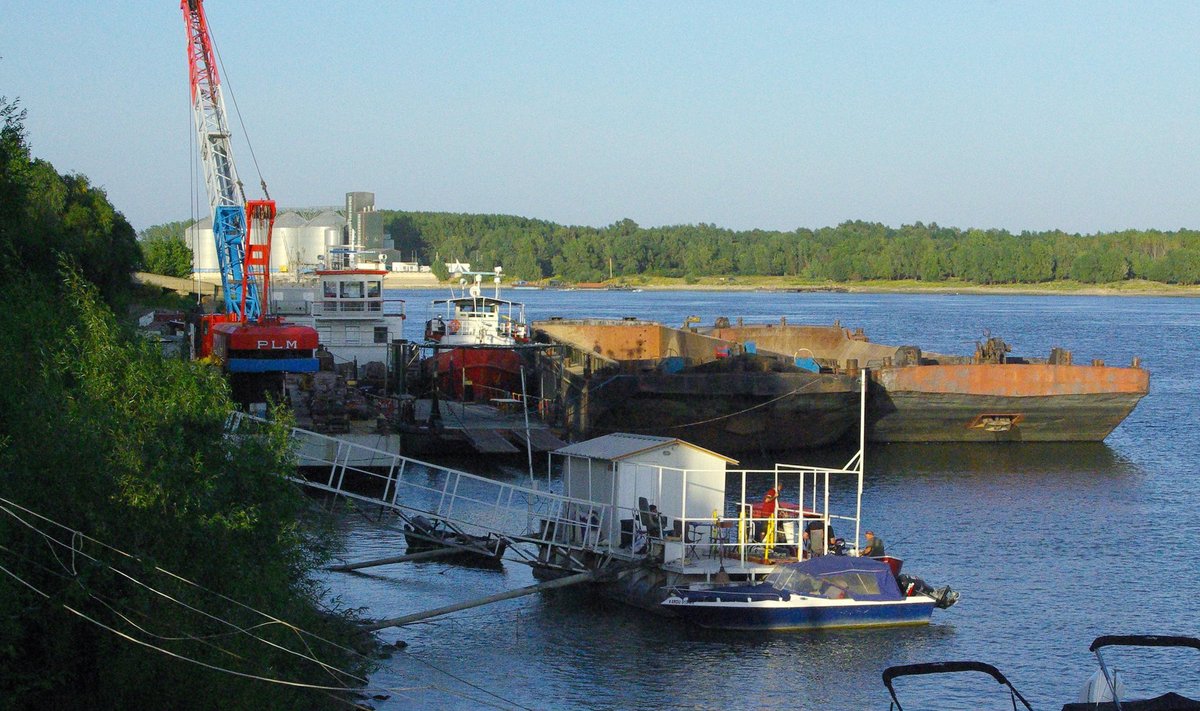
[428,348,525,401]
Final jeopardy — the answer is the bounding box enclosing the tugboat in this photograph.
[423,268,531,402]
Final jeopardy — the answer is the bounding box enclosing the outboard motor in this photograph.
[898,574,960,609]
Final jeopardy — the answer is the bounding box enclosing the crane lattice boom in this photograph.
[181,0,260,322]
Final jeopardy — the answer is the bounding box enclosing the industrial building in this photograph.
[187,192,388,281]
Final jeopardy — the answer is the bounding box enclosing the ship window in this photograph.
[340,281,364,299]
[367,281,381,298]
[374,327,388,344]
[345,326,361,345]
[323,281,337,298]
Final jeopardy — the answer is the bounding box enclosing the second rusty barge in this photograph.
[534,317,1148,451]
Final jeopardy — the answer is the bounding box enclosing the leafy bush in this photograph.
[0,267,373,709]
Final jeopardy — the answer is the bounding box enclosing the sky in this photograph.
[2,1,1199,235]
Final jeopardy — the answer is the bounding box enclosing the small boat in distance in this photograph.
[662,555,957,631]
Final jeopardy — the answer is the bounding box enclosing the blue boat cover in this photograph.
[765,555,906,602]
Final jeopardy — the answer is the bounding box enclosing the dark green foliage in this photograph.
[139,220,195,277]
[0,267,372,710]
[0,95,140,306]
[0,96,371,710]
[376,210,1198,285]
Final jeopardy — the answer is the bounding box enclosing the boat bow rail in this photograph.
[225,411,616,573]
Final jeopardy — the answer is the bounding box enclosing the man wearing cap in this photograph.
[859,530,885,558]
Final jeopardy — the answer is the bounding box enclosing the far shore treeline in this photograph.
[145,211,1200,286]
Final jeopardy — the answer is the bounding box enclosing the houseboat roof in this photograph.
[315,269,389,277]
[554,433,739,465]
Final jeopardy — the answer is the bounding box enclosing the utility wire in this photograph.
[0,496,530,710]
[0,498,365,684]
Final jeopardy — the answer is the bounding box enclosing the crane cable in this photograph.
[208,23,270,201]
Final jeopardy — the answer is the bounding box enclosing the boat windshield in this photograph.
[766,557,908,601]
[767,567,883,600]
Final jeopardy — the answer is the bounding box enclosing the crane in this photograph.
[181,0,317,402]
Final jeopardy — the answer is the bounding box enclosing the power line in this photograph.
[0,496,530,710]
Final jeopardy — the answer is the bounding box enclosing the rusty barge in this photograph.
[703,319,1149,443]
[533,317,1148,451]
[533,318,861,452]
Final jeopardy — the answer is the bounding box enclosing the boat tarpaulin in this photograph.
[766,555,905,602]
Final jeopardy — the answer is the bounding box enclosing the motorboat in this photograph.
[1061,635,1200,711]
[661,554,957,631]
[402,515,508,566]
[883,661,1033,711]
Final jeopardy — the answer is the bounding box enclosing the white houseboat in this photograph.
[272,268,406,370]
[533,374,957,629]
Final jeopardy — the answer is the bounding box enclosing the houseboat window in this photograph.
[374,326,388,344]
[340,281,364,299]
[323,281,337,298]
[367,281,381,298]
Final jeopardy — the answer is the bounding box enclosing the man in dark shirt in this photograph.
[859,530,885,557]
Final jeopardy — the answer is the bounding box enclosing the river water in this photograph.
[319,290,1199,710]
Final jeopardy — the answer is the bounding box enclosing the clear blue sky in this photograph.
[2,1,1198,234]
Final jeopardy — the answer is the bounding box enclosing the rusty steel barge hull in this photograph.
[871,364,1148,442]
[704,321,1149,444]
[568,371,860,451]
[533,319,860,452]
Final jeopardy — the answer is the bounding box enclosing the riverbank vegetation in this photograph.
[384,212,1200,287]
[1,95,371,709]
[141,206,1200,292]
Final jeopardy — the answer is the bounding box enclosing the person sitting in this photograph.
[859,530,885,557]
[646,504,664,539]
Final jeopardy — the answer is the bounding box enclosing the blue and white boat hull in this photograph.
[662,593,935,631]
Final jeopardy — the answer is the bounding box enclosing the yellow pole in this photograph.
[764,512,777,562]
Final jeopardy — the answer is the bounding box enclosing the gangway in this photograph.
[225,411,626,575]
[226,371,868,580]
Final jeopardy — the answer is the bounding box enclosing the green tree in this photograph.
[0,266,372,709]
[139,220,195,277]
[0,97,139,306]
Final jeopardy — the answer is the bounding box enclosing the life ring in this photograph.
[448,319,461,334]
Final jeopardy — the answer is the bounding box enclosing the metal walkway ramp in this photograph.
[226,412,621,574]
[462,428,521,454]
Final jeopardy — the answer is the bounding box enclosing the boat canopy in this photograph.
[765,555,905,601]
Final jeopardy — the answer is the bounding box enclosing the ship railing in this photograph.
[225,412,619,571]
[310,297,406,318]
[576,460,865,573]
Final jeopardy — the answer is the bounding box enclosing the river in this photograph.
[317,290,1199,710]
